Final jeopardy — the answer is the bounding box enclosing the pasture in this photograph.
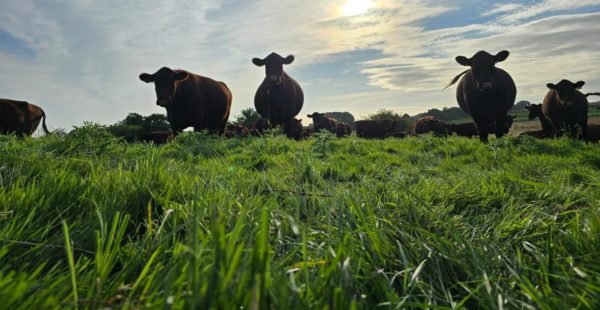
[1,125,599,309]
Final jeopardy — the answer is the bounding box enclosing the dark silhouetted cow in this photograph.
[139,67,232,135]
[251,117,270,136]
[542,80,588,141]
[252,53,304,136]
[525,103,553,136]
[335,122,352,138]
[307,112,336,133]
[449,115,516,138]
[225,124,250,138]
[141,131,173,144]
[414,116,450,136]
[355,120,398,139]
[0,99,49,136]
[445,50,517,142]
[287,118,304,140]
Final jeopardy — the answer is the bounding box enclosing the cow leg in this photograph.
[494,116,506,138]
[474,119,489,143]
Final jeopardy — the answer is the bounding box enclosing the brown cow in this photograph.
[303,126,315,139]
[355,120,398,139]
[139,67,232,135]
[307,112,336,133]
[414,116,450,136]
[141,131,173,144]
[542,80,588,141]
[588,124,600,143]
[252,53,304,136]
[335,122,352,138]
[251,117,270,136]
[287,118,304,141]
[449,115,516,138]
[445,50,517,142]
[525,104,553,136]
[0,99,49,136]
[225,124,250,138]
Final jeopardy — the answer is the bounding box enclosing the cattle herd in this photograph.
[1,50,599,143]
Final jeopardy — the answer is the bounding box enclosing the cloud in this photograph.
[0,0,599,131]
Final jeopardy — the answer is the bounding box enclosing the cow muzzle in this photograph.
[157,99,170,107]
[268,76,282,85]
[479,82,494,91]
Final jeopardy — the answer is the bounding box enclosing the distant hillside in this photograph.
[413,100,533,123]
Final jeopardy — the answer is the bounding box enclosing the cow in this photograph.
[303,126,315,139]
[445,50,517,142]
[542,80,589,141]
[414,116,450,136]
[307,112,336,133]
[252,53,304,136]
[287,118,304,141]
[0,99,49,137]
[141,131,173,144]
[251,117,270,136]
[355,120,398,139]
[139,67,232,135]
[336,122,352,138]
[225,124,250,138]
[588,124,600,143]
[525,103,553,135]
[449,115,516,138]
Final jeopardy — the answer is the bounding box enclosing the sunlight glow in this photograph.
[341,0,373,16]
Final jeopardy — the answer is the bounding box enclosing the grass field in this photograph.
[1,125,600,309]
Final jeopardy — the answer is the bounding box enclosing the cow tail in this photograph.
[585,92,600,98]
[41,109,50,135]
[443,69,469,90]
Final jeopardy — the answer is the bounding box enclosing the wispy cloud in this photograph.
[0,0,599,130]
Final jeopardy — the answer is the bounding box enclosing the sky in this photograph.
[1,0,600,130]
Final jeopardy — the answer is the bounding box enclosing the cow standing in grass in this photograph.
[445,50,517,142]
[525,104,553,136]
[139,67,232,135]
[542,80,590,141]
[253,53,304,136]
[307,112,336,133]
[287,118,304,141]
[0,99,49,137]
[335,122,352,138]
[414,116,450,136]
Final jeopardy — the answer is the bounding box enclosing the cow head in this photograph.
[547,80,585,105]
[525,104,543,120]
[139,67,189,107]
[253,53,295,85]
[456,50,510,92]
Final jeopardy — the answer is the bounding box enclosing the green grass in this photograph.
[1,125,600,309]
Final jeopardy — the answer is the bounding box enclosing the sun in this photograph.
[341,0,373,16]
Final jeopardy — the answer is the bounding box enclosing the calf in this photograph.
[335,122,352,138]
[414,116,450,136]
[307,112,337,133]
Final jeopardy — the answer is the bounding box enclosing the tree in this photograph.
[142,114,171,132]
[234,108,261,128]
[123,113,145,127]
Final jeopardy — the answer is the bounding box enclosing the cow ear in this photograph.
[547,83,557,90]
[139,73,154,83]
[494,50,510,63]
[574,81,585,89]
[455,56,471,67]
[252,58,265,67]
[175,71,188,81]
[283,55,295,65]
